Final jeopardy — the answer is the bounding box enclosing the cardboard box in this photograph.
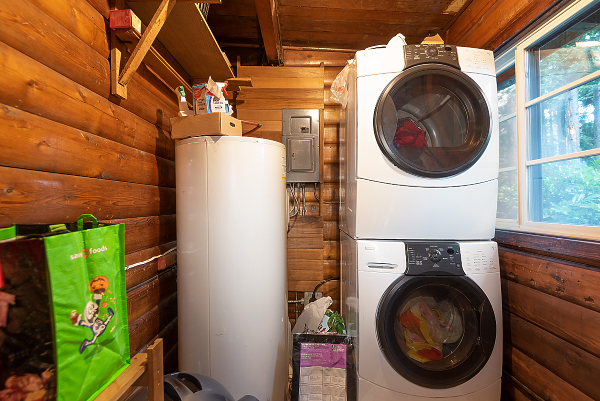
[109,9,142,35]
[170,113,242,139]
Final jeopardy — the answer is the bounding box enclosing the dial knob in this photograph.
[428,249,442,262]
[426,46,438,57]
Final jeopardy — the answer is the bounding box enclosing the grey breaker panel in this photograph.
[282,109,320,183]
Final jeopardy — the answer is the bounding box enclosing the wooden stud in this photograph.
[147,339,164,401]
[111,0,128,98]
[254,0,282,64]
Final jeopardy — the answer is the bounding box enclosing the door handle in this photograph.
[366,262,398,269]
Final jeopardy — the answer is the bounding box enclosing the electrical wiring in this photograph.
[125,247,177,271]
[309,277,340,303]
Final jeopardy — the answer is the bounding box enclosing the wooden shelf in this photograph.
[127,2,234,82]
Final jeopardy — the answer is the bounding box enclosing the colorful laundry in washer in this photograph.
[398,297,463,363]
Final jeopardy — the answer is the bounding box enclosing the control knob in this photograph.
[428,248,442,263]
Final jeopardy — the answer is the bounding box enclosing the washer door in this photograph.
[373,64,491,178]
[376,276,496,388]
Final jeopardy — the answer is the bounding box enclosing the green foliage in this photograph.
[540,157,600,226]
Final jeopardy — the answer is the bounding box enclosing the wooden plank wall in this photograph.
[495,231,600,400]
[444,0,557,50]
[237,53,354,315]
[0,0,180,372]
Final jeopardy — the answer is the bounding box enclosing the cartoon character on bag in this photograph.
[69,276,116,354]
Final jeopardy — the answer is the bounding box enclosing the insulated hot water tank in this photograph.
[175,136,288,401]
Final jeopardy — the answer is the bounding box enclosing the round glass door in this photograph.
[374,64,491,178]
[377,276,496,388]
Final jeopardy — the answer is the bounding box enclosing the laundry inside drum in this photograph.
[394,285,479,371]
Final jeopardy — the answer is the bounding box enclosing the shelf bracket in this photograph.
[110,0,176,99]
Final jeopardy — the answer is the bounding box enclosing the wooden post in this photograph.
[110,0,128,98]
[147,338,164,401]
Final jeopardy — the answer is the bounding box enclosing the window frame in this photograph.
[496,0,600,240]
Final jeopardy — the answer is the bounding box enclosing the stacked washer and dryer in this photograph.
[339,36,502,400]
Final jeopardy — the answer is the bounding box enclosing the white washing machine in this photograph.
[341,231,502,400]
[340,39,499,241]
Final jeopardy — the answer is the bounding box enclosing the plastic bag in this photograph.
[292,296,332,334]
[329,59,355,109]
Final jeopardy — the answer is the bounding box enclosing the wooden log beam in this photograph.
[102,215,177,254]
[503,279,600,358]
[0,39,175,159]
[127,269,177,323]
[128,293,177,355]
[499,246,600,313]
[125,240,177,289]
[503,344,594,400]
[0,167,176,225]
[254,0,282,64]
[506,312,600,399]
[495,229,600,267]
[0,105,175,188]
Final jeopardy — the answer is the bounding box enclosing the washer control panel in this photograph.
[404,44,460,70]
[405,242,464,276]
[461,242,499,274]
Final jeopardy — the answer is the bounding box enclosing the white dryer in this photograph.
[340,39,499,240]
[340,232,502,400]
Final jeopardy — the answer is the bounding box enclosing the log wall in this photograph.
[0,0,179,372]
[496,231,600,401]
[236,51,354,317]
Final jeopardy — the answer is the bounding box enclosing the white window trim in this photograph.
[497,0,600,240]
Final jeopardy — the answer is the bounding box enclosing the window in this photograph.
[495,0,600,239]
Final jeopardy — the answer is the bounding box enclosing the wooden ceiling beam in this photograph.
[254,0,282,64]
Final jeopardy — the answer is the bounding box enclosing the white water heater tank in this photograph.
[175,136,288,401]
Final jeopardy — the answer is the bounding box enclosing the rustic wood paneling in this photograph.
[503,345,594,401]
[500,247,600,313]
[503,279,600,358]
[499,229,600,401]
[287,216,324,292]
[127,268,177,324]
[0,105,175,188]
[0,40,175,160]
[125,241,177,290]
[0,167,175,225]
[103,215,177,254]
[445,0,558,50]
[505,312,600,400]
[1,0,180,365]
[284,49,355,68]
[128,292,178,355]
[496,230,600,267]
[30,0,110,58]
[0,0,178,130]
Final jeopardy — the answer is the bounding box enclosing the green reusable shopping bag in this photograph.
[44,215,130,401]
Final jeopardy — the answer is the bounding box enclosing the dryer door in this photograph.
[376,275,496,388]
[373,64,491,178]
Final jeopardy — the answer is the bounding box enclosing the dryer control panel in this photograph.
[404,44,460,70]
[405,242,465,276]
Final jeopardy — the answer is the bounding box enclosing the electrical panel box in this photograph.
[283,109,320,183]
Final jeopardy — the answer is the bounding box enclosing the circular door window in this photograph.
[377,276,496,388]
[373,64,491,178]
